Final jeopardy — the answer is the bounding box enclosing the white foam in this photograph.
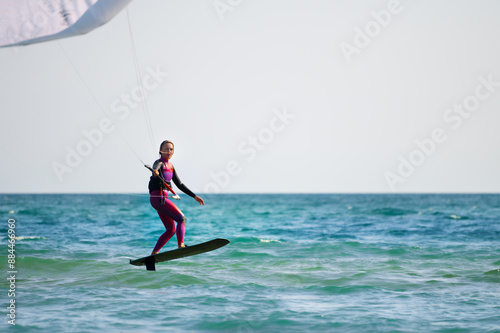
[259,239,281,243]
[14,236,47,240]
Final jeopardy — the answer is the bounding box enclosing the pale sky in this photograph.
[1,0,500,193]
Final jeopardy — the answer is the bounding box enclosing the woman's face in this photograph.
[160,143,174,160]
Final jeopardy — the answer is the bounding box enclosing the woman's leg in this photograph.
[176,220,185,247]
[152,212,176,253]
[150,192,187,251]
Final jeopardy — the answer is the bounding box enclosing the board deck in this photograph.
[130,238,230,271]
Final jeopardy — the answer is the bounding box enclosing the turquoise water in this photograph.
[1,193,500,332]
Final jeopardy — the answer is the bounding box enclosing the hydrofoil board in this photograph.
[130,238,229,271]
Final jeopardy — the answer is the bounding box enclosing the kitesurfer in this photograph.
[148,140,204,254]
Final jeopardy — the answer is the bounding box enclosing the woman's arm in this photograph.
[172,167,205,205]
[152,160,163,177]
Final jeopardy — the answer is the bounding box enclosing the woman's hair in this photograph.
[159,140,174,154]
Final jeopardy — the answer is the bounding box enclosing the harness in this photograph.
[145,163,181,203]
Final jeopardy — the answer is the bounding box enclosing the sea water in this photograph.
[1,193,499,332]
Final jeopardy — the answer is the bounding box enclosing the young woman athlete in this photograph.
[148,140,205,255]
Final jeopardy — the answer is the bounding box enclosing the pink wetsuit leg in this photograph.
[176,220,185,246]
[153,212,176,253]
[150,191,186,252]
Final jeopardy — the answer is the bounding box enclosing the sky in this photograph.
[1,0,500,194]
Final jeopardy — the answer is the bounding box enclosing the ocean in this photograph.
[1,193,499,332]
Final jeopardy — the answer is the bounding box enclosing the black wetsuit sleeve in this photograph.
[172,167,196,198]
[152,160,163,172]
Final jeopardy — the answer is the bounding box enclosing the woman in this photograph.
[148,140,204,255]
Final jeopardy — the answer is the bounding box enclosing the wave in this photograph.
[369,207,417,216]
[445,214,469,220]
[14,236,47,240]
[259,239,282,243]
[431,211,470,220]
[228,236,285,244]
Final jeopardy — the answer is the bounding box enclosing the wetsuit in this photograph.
[148,157,197,253]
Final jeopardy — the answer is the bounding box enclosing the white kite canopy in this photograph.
[0,0,133,47]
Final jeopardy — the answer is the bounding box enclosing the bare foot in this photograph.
[179,243,186,248]
[151,251,158,255]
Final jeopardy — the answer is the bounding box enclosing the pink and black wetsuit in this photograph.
[148,157,197,253]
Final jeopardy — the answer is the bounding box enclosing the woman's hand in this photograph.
[194,196,205,206]
[153,170,159,177]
